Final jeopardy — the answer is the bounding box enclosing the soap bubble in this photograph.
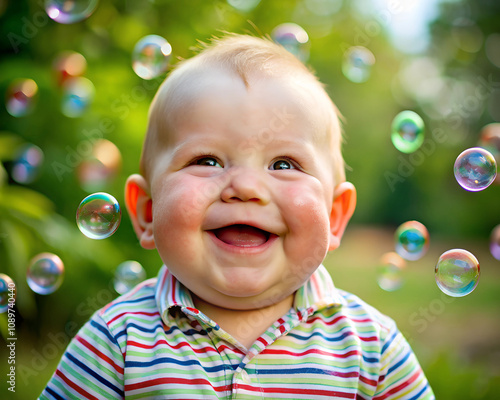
[391,110,425,153]
[394,220,429,261]
[6,79,38,117]
[61,76,95,117]
[0,274,15,313]
[11,143,44,184]
[77,139,122,192]
[490,225,500,261]
[132,35,172,80]
[342,46,375,83]
[53,51,87,86]
[454,147,497,191]
[114,261,146,294]
[45,0,99,24]
[377,252,406,291]
[227,0,260,12]
[271,23,309,62]
[76,192,121,239]
[435,249,480,297]
[27,253,64,295]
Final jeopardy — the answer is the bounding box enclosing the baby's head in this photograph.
[141,34,345,185]
[125,34,356,310]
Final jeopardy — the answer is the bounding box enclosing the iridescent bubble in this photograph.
[132,35,172,80]
[11,143,44,184]
[271,23,309,62]
[227,0,260,12]
[454,147,497,191]
[394,220,429,261]
[435,249,480,297]
[27,253,64,295]
[53,51,87,86]
[391,110,425,153]
[342,46,375,83]
[45,0,99,24]
[377,252,406,292]
[6,79,38,117]
[61,76,95,118]
[76,192,121,239]
[490,225,500,261]
[114,261,146,294]
[77,139,122,192]
[0,274,15,313]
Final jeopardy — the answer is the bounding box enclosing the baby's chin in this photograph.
[194,284,296,311]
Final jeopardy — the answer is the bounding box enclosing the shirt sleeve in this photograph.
[39,312,125,400]
[373,327,435,400]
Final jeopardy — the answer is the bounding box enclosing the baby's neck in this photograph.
[192,294,294,350]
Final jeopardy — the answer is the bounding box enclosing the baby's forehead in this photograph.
[164,62,333,120]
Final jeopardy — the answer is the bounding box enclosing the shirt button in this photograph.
[240,370,251,384]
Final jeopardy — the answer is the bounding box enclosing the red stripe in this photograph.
[127,339,219,355]
[373,370,421,400]
[359,374,378,387]
[308,314,375,326]
[262,348,361,359]
[256,384,356,398]
[108,311,159,324]
[125,377,230,393]
[77,336,124,375]
[55,369,100,400]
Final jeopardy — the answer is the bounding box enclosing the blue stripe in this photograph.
[287,328,354,343]
[408,383,431,400]
[381,329,398,354]
[44,386,65,400]
[387,349,411,375]
[67,353,124,397]
[90,319,118,344]
[106,295,156,312]
[258,366,359,375]
[125,356,227,373]
[115,322,163,340]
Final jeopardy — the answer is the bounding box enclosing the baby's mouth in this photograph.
[211,224,272,247]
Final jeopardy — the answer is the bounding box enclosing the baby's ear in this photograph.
[328,182,356,251]
[125,174,155,249]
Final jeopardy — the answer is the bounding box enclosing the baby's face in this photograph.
[147,69,340,310]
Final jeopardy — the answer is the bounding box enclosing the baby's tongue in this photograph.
[214,224,268,247]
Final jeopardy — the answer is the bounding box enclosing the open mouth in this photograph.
[211,224,273,247]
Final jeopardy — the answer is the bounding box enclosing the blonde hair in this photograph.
[140,34,345,184]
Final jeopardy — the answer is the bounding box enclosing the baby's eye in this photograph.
[194,157,222,167]
[270,159,296,170]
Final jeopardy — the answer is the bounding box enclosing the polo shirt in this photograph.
[40,264,434,399]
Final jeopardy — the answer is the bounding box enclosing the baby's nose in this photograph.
[220,167,271,204]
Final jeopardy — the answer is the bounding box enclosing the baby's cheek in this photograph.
[285,185,330,230]
[157,176,215,229]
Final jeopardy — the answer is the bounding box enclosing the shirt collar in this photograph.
[155,264,345,327]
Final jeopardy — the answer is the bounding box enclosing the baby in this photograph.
[40,34,434,399]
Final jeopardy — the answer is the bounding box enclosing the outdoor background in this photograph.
[1,0,499,398]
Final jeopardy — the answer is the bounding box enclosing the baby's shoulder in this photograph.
[97,277,160,327]
[335,288,398,335]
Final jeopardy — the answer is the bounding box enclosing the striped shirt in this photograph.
[40,264,434,399]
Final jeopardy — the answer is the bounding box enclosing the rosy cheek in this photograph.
[284,184,330,228]
[154,175,219,230]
